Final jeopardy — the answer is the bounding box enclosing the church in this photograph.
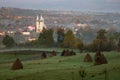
[36,15,47,33]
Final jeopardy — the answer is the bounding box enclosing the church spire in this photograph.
[36,15,39,21]
[40,15,44,21]
[36,14,47,33]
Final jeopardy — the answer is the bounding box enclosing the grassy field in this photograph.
[0,50,120,80]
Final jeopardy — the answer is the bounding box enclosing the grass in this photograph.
[0,53,41,63]
[0,47,80,53]
[0,50,120,80]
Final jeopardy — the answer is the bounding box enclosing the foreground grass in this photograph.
[0,51,120,80]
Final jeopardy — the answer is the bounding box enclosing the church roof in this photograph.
[36,15,44,21]
[40,15,44,21]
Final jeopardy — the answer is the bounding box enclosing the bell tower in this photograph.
[36,15,47,33]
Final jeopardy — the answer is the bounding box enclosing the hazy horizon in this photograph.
[0,0,120,12]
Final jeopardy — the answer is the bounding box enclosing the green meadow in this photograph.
[0,49,120,80]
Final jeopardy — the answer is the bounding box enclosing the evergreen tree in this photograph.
[63,30,75,48]
[38,29,47,45]
[96,29,107,51]
[89,29,109,51]
[38,29,54,46]
[46,29,54,46]
[107,37,117,51]
[2,35,15,47]
[96,29,106,39]
[74,38,84,53]
[57,28,65,46]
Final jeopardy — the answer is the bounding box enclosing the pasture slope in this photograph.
[0,49,120,80]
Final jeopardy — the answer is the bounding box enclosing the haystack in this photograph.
[94,55,103,65]
[64,49,70,56]
[50,50,56,57]
[94,51,108,65]
[61,49,76,56]
[61,49,66,56]
[70,51,76,56]
[101,54,108,64]
[11,58,23,70]
[95,51,101,57]
[84,53,92,62]
[41,52,47,59]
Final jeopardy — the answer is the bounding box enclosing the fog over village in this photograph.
[0,7,120,45]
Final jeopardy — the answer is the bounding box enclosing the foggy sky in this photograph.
[0,0,120,12]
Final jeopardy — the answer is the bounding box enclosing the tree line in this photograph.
[2,28,120,52]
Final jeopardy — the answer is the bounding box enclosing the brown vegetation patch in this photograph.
[50,50,56,57]
[40,52,47,59]
[101,54,108,64]
[94,51,108,65]
[11,58,23,70]
[61,49,76,56]
[84,53,93,62]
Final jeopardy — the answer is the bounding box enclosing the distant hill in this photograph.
[0,7,120,31]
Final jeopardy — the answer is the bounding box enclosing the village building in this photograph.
[36,15,47,33]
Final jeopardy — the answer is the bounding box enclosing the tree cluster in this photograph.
[2,35,15,47]
[87,29,117,52]
[2,28,119,53]
[37,28,54,47]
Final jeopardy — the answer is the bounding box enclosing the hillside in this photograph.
[0,7,120,31]
[0,51,120,80]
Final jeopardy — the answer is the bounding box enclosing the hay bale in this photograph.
[41,52,47,59]
[95,51,101,57]
[94,56,103,65]
[101,54,108,64]
[61,49,76,56]
[11,58,23,70]
[117,38,120,52]
[70,51,76,56]
[50,51,56,57]
[84,53,93,62]
[94,51,102,65]
[94,51,108,65]
[61,49,66,56]
[64,49,70,56]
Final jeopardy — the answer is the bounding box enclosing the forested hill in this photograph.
[0,7,75,16]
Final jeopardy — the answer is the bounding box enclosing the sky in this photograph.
[0,0,120,12]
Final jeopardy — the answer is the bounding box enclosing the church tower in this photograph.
[36,15,47,33]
